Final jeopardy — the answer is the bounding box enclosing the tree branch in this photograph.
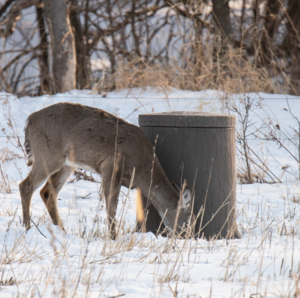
[165,0,212,28]
[3,47,37,72]
[0,0,15,19]
[0,0,41,38]
[87,4,168,51]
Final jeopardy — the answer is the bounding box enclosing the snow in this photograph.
[0,88,300,297]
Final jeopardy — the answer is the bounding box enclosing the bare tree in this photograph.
[212,0,232,42]
[284,0,300,94]
[43,0,76,93]
[36,3,50,94]
[69,0,90,89]
[260,0,280,66]
[0,0,40,38]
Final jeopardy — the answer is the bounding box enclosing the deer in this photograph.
[19,102,193,239]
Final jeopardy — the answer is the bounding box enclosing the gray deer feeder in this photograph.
[139,111,240,239]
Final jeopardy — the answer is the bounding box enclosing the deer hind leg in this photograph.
[100,157,123,240]
[19,161,63,230]
[40,165,75,228]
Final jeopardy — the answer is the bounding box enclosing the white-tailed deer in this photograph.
[19,103,192,239]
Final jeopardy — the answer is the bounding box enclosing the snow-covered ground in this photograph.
[0,88,300,297]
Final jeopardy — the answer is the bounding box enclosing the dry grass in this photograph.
[0,149,12,194]
[93,46,291,96]
[0,96,26,193]
[69,169,99,183]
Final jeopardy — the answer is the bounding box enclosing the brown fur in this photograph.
[19,103,192,239]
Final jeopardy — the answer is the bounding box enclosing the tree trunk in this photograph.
[211,0,232,83]
[36,4,50,94]
[212,0,232,42]
[69,1,90,89]
[260,0,280,66]
[43,0,76,93]
[284,0,300,94]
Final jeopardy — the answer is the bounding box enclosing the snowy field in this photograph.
[0,88,300,297]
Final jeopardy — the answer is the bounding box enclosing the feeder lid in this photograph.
[139,111,235,128]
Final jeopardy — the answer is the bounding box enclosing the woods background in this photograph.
[0,0,299,97]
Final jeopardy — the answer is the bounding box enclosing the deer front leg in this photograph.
[40,165,74,229]
[100,160,123,240]
[19,163,57,229]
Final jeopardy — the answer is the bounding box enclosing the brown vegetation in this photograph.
[0,0,299,96]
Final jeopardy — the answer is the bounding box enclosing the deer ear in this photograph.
[181,187,192,208]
